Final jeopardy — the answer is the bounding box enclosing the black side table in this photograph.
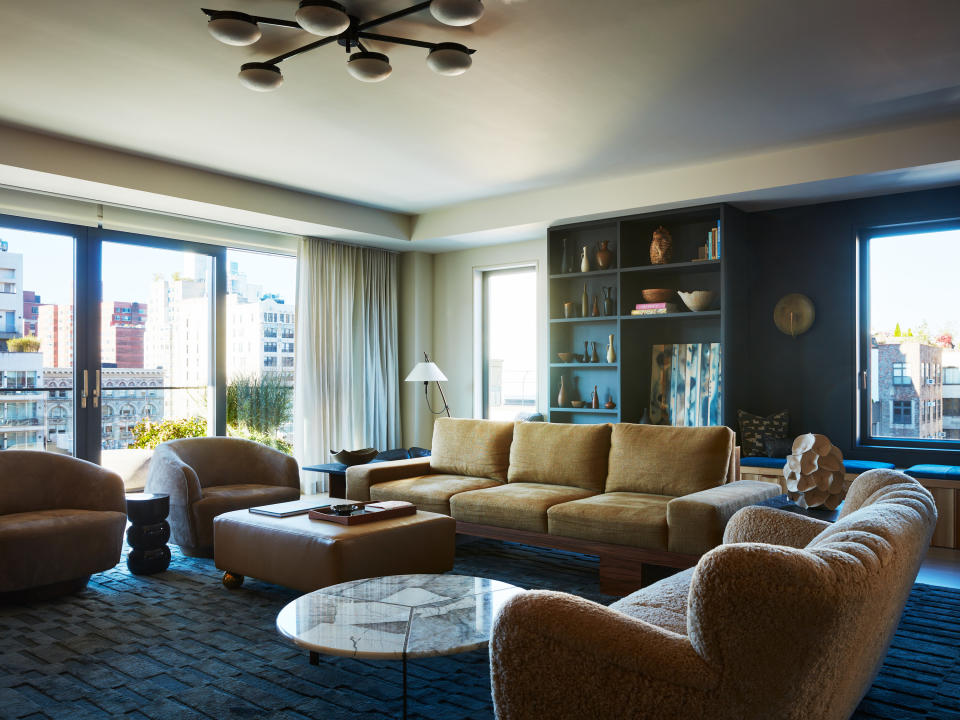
[125,493,171,575]
[302,463,349,497]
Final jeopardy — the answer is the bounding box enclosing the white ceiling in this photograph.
[1,0,960,217]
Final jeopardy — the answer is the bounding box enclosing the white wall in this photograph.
[399,252,435,448]
[412,238,547,444]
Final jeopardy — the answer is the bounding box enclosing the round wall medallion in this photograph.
[773,293,815,337]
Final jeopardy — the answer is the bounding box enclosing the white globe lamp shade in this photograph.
[296,0,351,36]
[347,52,392,82]
[426,43,472,75]
[430,0,484,26]
[207,11,262,46]
[238,62,284,91]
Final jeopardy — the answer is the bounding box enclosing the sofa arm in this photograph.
[723,505,831,548]
[491,590,718,720]
[346,457,433,501]
[667,480,781,555]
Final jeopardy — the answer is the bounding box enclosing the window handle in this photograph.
[93,369,100,409]
[81,369,88,409]
[860,370,867,390]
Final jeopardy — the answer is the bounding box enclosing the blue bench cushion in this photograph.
[741,457,787,469]
[905,464,960,479]
[742,457,896,473]
[843,460,895,472]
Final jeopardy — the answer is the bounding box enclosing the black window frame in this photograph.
[857,218,960,452]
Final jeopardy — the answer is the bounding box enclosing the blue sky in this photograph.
[0,226,295,306]
[869,229,960,337]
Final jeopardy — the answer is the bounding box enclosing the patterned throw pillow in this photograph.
[762,434,794,458]
[737,409,789,457]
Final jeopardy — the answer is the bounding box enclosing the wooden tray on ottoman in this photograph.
[309,501,416,525]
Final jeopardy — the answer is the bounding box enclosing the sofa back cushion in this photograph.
[606,424,733,496]
[507,422,611,492]
[430,418,515,482]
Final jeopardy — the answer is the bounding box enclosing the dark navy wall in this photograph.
[729,184,960,467]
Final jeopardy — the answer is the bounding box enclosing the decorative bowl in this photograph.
[330,503,364,516]
[642,288,675,303]
[570,400,586,408]
[677,290,717,312]
[573,354,585,363]
[330,448,378,466]
[557,352,574,363]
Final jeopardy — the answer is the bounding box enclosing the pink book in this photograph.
[635,302,668,309]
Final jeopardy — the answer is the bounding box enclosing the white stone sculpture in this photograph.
[783,433,846,510]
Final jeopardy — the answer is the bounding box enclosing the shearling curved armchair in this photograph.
[490,470,937,720]
[0,451,126,598]
[145,437,299,557]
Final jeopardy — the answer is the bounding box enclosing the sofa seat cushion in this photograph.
[608,566,695,636]
[606,424,733,496]
[507,422,611,492]
[547,493,671,550]
[430,418,515,482]
[369,474,502,516]
[450,483,596,533]
[190,484,299,549]
[0,509,127,592]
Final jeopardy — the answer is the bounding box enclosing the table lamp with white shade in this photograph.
[405,352,451,418]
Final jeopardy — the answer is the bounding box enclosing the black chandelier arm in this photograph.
[265,34,341,65]
[201,8,301,29]
[357,1,432,31]
[359,31,476,53]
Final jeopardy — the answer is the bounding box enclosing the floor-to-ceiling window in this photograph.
[0,224,76,453]
[224,249,297,453]
[481,266,538,420]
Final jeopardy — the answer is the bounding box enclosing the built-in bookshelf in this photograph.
[546,203,744,427]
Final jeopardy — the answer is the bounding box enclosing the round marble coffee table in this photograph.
[276,573,523,718]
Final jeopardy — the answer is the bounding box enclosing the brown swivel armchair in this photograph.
[145,437,300,556]
[0,451,127,599]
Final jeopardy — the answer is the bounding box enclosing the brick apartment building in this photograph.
[872,339,943,439]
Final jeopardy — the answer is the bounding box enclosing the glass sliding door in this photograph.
[0,220,79,454]
[224,248,297,454]
[98,237,223,479]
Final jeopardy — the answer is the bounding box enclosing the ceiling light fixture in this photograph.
[429,0,484,27]
[201,2,481,91]
[426,42,472,75]
[206,10,262,45]
[238,61,284,91]
[295,0,351,36]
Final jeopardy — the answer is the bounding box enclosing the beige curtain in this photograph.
[294,238,402,492]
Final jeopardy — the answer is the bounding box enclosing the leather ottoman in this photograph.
[213,506,456,592]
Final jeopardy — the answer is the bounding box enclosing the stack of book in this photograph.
[631,302,679,315]
[694,225,721,261]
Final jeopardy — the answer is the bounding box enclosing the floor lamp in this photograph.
[405,352,451,418]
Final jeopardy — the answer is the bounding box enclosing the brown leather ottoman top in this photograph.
[213,503,456,593]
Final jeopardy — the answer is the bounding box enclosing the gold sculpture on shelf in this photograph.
[650,225,673,264]
[783,433,846,510]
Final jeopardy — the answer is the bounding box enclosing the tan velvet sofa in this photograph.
[0,451,127,599]
[145,437,300,557]
[347,418,779,592]
[489,469,938,720]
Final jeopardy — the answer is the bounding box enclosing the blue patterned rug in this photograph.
[0,537,957,719]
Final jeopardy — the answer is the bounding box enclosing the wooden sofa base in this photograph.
[455,521,699,596]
